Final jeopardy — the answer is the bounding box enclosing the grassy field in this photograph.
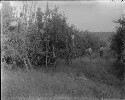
[1,53,124,100]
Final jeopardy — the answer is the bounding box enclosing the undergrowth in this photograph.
[2,53,123,100]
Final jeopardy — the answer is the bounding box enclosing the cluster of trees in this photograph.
[109,16,125,80]
[110,17,125,62]
[1,1,106,69]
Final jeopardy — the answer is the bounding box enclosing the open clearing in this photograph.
[1,54,123,100]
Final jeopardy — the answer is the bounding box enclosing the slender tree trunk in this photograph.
[45,41,48,67]
[52,44,57,67]
[23,57,28,70]
[25,54,32,69]
[23,54,32,71]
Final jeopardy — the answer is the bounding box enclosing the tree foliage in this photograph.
[109,16,125,81]
[2,1,107,68]
[110,17,125,61]
[1,1,32,69]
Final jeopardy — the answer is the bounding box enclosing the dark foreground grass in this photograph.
[1,54,123,100]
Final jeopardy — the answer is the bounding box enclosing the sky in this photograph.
[9,0,125,32]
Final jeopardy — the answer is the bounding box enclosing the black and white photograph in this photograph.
[1,0,125,100]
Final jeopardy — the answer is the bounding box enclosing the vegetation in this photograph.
[2,1,106,69]
[1,1,124,100]
[109,17,125,81]
[2,54,122,100]
[110,18,125,62]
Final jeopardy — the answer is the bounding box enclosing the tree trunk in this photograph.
[25,54,32,69]
[23,54,32,70]
[45,41,48,67]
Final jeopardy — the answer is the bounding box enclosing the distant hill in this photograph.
[90,32,115,47]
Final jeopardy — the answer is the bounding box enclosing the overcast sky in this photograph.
[10,0,125,32]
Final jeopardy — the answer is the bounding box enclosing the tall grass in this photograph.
[2,52,123,100]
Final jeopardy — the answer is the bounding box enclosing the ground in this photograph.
[1,53,124,100]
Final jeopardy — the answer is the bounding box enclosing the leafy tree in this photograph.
[2,1,108,68]
[110,17,125,61]
[109,16,125,81]
[1,1,32,69]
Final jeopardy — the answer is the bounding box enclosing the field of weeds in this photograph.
[1,53,124,100]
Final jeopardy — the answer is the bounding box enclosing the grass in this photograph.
[1,53,123,100]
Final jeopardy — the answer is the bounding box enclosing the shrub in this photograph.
[113,61,125,81]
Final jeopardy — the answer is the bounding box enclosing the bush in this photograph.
[103,54,111,60]
[113,61,125,81]
[110,18,125,61]
[14,56,25,68]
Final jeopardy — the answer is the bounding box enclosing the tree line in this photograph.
[1,1,107,69]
